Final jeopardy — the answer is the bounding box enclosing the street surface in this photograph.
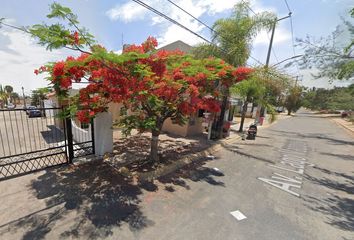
[0,109,353,239]
[0,109,64,157]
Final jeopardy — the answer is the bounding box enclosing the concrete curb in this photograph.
[132,134,243,181]
[105,115,291,181]
[330,118,354,136]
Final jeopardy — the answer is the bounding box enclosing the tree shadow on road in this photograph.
[0,154,227,239]
[272,130,354,146]
[220,142,275,164]
[157,158,226,190]
[0,162,154,240]
[320,152,354,161]
[303,194,354,232]
[303,166,354,232]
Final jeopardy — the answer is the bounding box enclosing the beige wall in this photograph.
[162,118,188,137]
[187,117,204,136]
[108,102,205,137]
[108,102,124,123]
[162,116,204,137]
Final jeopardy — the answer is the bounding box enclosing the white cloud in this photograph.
[157,24,204,47]
[105,0,287,47]
[254,27,291,45]
[106,1,149,22]
[0,27,68,94]
[105,0,245,46]
[196,0,240,15]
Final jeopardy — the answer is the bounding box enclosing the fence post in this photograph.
[93,112,113,156]
[65,118,74,164]
[90,118,95,155]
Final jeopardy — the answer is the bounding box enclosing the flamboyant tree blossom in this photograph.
[32,3,253,162]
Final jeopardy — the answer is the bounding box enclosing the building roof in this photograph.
[158,40,193,53]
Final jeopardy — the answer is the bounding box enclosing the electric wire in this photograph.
[0,2,264,67]
[166,0,215,34]
[134,0,264,66]
[284,0,301,76]
[284,0,291,13]
[243,1,279,64]
[131,0,211,43]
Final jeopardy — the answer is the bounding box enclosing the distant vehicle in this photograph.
[6,103,15,109]
[247,122,258,140]
[341,111,352,118]
[28,109,42,118]
[26,106,36,115]
[276,106,285,113]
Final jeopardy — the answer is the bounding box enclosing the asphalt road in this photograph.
[133,110,354,240]
[0,109,64,157]
[0,109,353,239]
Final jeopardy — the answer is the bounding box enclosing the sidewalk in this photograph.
[120,114,290,181]
[331,118,354,135]
[229,116,255,134]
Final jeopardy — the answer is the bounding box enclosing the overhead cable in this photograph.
[134,0,263,65]
[166,0,215,33]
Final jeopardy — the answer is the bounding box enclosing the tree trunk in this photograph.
[40,100,46,117]
[287,109,291,115]
[150,130,160,163]
[215,95,228,139]
[212,86,230,140]
[239,100,248,132]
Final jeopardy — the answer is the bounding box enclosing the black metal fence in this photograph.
[65,117,95,161]
[0,107,94,180]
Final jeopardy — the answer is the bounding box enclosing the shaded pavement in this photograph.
[0,109,353,239]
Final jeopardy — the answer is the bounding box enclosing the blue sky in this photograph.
[0,0,353,94]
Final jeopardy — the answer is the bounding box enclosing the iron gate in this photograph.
[0,107,94,180]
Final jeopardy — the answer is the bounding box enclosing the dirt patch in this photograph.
[107,131,214,174]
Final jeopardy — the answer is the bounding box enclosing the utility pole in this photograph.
[255,13,292,124]
[121,33,124,50]
[21,86,26,109]
[294,75,303,87]
[266,13,292,68]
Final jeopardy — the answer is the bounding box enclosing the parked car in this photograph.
[26,106,36,115]
[28,109,42,118]
[276,106,285,113]
[341,111,352,118]
[6,103,15,109]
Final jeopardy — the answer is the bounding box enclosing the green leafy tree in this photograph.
[192,0,275,138]
[31,87,50,106]
[10,92,19,105]
[295,7,354,82]
[4,85,13,104]
[255,67,293,106]
[0,85,7,108]
[231,77,266,132]
[20,3,242,163]
[328,88,354,110]
[303,84,354,111]
[193,1,275,66]
[284,86,303,115]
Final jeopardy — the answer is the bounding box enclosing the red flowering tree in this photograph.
[31,3,251,162]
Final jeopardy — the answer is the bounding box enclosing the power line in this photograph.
[133,0,264,65]
[266,32,279,63]
[243,1,279,64]
[131,0,211,43]
[289,17,297,58]
[165,0,263,65]
[284,0,301,75]
[166,0,215,34]
[0,20,29,33]
[284,0,291,13]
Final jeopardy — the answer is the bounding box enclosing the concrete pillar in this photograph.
[94,112,113,156]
